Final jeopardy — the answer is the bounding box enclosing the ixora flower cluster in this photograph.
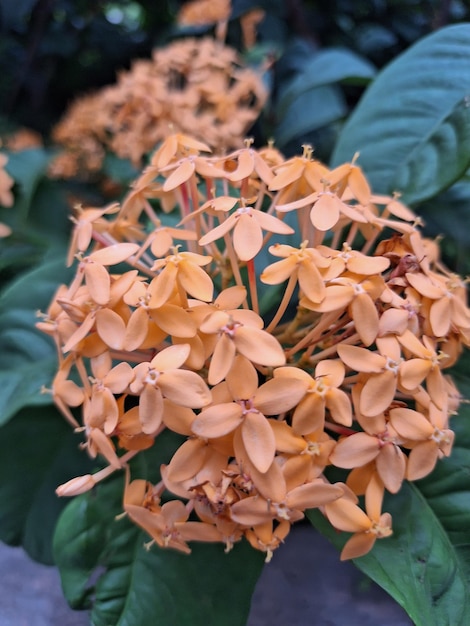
[38,134,470,562]
[50,38,266,178]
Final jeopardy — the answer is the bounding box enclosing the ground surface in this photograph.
[0,523,412,626]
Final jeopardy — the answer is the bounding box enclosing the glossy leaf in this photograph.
[308,371,470,626]
[331,24,470,204]
[54,430,265,625]
[277,47,376,118]
[3,148,51,223]
[0,259,72,423]
[275,84,347,148]
[0,406,93,564]
[420,177,470,275]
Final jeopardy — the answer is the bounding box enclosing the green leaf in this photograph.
[102,153,139,185]
[308,483,469,625]
[0,258,73,424]
[331,24,470,205]
[275,84,347,148]
[54,431,265,625]
[4,148,51,223]
[277,47,376,118]
[0,405,93,564]
[420,178,470,275]
[308,393,470,625]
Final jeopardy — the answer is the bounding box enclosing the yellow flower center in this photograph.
[369,520,392,538]
[304,441,321,456]
[385,357,402,374]
[145,368,160,385]
[430,428,451,446]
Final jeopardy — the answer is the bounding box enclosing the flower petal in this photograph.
[254,377,307,415]
[84,263,110,305]
[178,261,214,302]
[351,293,379,347]
[192,403,243,438]
[235,326,285,366]
[233,213,263,261]
[89,243,139,265]
[159,369,211,408]
[139,384,163,434]
[151,343,190,371]
[166,438,208,482]
[242,411,276,473]
[310,193,340,231]
[163,159,196,191]
[325,498,372,533]
[360,370,397,417]
[286,481,343,510]
[329,433,379,469]
[208,333,236,385]
[292,394,325,435]
[376,444,406,494]
[389,407,434,440]
[340,532,376,561]
[95,309,126,350]
[406,441,438,480]
[226,355,259,400]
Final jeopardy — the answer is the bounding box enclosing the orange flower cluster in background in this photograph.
[39,133,470,562]
[177,0,231,26]
[50,38,266,179]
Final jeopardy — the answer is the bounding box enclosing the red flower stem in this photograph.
[223,233,248,307]
[265,273,298,333]
[74,355,91,396]
[189,174,202,253]
[308,332,360,363]
[179,181,191,220]
[285,310,341,358]
[345,222,359,247]
[247,258,259,315]
[324,421,357,436]
[330,226,343,250]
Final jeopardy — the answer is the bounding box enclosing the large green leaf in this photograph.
[277,47,376,118]
[0,405,93,564]
[0,258,72,424]
[54,431,265,625]
[308,372,470,626]
[3,148,51,223]
[419,177,470,275]
[331,24,470,205]
[275,84,347,148]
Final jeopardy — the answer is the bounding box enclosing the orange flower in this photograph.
[261,241,330,303]
[125,498,223,554]
[302,274,385,346]
[130,344,211,434]
[274,360,352,433]
[230,478,342,525]
[199,306,285,384]
[149,248,213,308]
[337,341,405,417]
[329,415,407,494]
[388,406,454,480]
[324,476,392,560]
[192,355,306,472]
[198,201,294,261]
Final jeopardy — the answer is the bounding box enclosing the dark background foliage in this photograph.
[1,0,469,136]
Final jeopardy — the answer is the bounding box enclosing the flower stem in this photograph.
[247,258,259,315]
[266,273,298,333]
